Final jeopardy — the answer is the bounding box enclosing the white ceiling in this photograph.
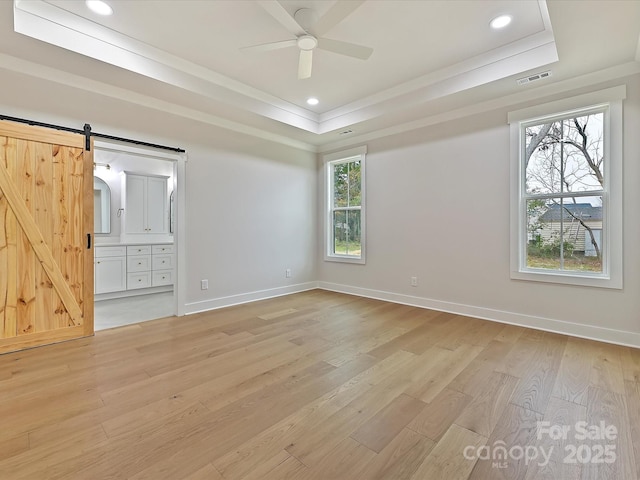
[2,0,640,151]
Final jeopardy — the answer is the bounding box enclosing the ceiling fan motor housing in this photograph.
[297,34,318,51]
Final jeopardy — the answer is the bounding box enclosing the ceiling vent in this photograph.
[339,129,354,136]
[517,70,552,86]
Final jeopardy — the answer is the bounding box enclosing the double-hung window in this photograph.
[324,146,366,264]
[509,87,624,288]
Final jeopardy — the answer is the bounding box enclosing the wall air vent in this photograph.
[517,70,552,86]
[339,129,354,135]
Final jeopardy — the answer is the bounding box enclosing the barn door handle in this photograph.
[87,233,92,249]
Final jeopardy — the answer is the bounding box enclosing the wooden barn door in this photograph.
[0,121,93,354]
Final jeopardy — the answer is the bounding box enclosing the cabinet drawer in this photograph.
[152,269,173,287]
[152,254,174,271]
[127,245,151,255]
[95,246,127,258]
[127,255,151,272]
[127,272,151,289]
[152,244,174,255]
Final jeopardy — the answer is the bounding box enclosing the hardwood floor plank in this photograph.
[285,373,413,467]
[455,371,520,438]
[524,460,581,480]
[0,433,29,463]
[304,437,376,480]
[448,339,515,396]
[404,343,484,403]
[589,342,626,395]
[624,380,640,479]
[366,317,441,359]
[536,396,586,465]
[0,425,109,480]
[244,452,307,480]
[183,463,224,480]
[359,428,435,480]
[494,324,526,343]
[213,350,416,480]
[350,393,426,453]
[508,332,566,414]
[409,424,486,480]
[0,290,636,480]
[551,336,594,406]
[621,347,640,383]
[118,356,376,480]
[407,388,472,441]
[468,403,542,480]
[581,385,636,480]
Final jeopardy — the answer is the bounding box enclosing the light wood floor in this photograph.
[1,290,639,479]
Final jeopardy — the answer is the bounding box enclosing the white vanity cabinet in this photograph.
[95,243,174,296]
[122,172,169,234]
[151,244,174,286]
[94,246,127,294]
[126,245,152,290]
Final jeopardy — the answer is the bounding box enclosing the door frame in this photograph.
[93,140,186,317]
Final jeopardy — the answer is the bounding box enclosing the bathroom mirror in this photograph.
[94,177,111,234]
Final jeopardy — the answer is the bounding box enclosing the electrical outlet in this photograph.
[201,279,208,290]
[410,276,418,287]
[285,268,292,278]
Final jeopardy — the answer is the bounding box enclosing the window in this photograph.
[324,146,366,263]
[509,87,624,288]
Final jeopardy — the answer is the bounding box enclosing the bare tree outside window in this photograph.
[524,111,604,272]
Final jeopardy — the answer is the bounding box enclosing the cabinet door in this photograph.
[124,174,146,233]
[146,176,168,233]
[95,256,126,294]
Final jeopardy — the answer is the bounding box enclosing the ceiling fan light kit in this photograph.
[244,1,373,80]
[297,34,318,51]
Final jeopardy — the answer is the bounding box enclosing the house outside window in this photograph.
[324,146,366,264]
[509,87,624,288]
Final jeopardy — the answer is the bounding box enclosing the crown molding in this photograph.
[318,62,640,152]
[0,53,318,152]
[13,0,557,136]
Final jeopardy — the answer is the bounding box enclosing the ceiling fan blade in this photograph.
[241,39,297,53]
[317,38,373,60]
[298,49,313,79]
[257,0,306,36]
[313,0,365,37]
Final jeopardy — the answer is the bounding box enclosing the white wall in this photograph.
[0,69,317,313]
[2,64,638,345]
[319,74,640,346]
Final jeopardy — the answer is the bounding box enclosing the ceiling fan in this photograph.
[243,0,373,79]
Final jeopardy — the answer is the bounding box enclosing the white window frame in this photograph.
[324,146,366,264]
[508,86,624,289]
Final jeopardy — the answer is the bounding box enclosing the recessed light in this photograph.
[86,0,113,16]
[490,14,512,29]
[306,97,319,106]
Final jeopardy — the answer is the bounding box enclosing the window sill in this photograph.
[511,268,622,289]
[325,254,366,265]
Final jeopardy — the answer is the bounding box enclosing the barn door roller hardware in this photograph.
[0,114,185,153]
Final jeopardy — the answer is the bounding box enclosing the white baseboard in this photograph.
[317,282,640,349]
[184,282,319,315]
